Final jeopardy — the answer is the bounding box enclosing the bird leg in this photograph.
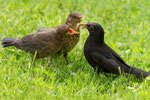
[41,57,52,67]
[42,58,48,63]
[64,54,69,64]
[48,56,52,67]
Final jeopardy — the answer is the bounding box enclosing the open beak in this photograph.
[67,28,80,35]
[76,16,82,22]
[78,23,87,29]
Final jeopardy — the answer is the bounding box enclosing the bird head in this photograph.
[79,22,105,43]
[66,12,82,30]
[79,22,104,36]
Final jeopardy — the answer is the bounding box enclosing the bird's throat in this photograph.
[89,33,104,43]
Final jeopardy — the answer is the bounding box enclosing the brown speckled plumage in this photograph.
[37,12,82,63]
[2,24,69,59]
[61,34,80,54]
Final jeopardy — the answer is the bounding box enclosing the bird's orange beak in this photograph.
[67,28,80,35]
[78,23,87,29]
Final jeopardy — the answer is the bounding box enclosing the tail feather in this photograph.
[1,37,17,47]
[130,67,150,78]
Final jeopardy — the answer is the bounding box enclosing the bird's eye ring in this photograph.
[90,26,94,29]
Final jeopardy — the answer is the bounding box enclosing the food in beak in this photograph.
[77,23,87,29]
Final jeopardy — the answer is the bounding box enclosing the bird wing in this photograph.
[20,30,56,51]
[90,50,122,75]
[84,49,110,73]
[104,44,130,68]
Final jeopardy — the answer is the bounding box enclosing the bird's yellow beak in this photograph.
[67,28,80,35]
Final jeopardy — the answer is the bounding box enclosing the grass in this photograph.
[0,0,150,99]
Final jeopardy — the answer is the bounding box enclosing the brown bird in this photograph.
[1,24,78,65]
[37,12,82,64]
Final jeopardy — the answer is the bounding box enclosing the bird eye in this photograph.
[72,16,77,19]
[90,26,94,29]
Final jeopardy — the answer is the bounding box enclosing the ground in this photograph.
[0,0,150,99]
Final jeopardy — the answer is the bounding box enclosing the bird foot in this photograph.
[48,63,51,67]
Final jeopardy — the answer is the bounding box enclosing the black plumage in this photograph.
[83,22,150,78]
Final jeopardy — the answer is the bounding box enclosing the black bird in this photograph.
[81,22,150,78]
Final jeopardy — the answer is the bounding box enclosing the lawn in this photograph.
[0,0,150,99]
